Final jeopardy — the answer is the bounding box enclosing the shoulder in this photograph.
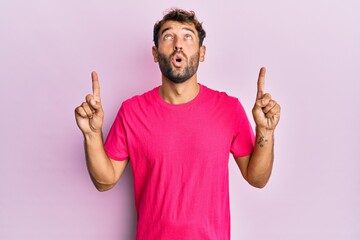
[121,87,159,110]
[200,84,248,119]
[201,84,240,107]
[112,87,159,121]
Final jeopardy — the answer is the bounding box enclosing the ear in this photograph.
[199,45,206,62]
[152,46,159,63]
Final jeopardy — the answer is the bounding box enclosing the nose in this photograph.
[174,36,182,51]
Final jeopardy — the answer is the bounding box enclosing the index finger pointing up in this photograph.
[92,71,101,102]
[257,67,266,100]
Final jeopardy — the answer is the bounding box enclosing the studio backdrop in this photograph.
[1,0,359,239]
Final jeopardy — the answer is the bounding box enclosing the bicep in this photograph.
[234,154,251,181]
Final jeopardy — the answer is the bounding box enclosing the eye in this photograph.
[164,34,173,40]
[184,34,193,40]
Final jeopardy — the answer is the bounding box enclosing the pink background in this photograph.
[1,0,359,239]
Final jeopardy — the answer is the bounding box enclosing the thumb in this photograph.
[90,99,102,111]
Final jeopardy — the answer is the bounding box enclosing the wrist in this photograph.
[255,127,274,147]
[84,131,103,143]
[256,126,274,136]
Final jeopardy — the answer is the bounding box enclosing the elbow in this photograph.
[96,185,108,192]
[248,179,268,189]
[246,173,270,189]
[90,175,116,192]
[94,182,116,192]
[245,165,272,189]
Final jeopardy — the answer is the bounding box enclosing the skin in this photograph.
[74,71,128,191]
[152,21,206,104]
[235,67,281,188]
[74,20,281,191]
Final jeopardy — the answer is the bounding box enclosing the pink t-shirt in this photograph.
[104,84,255,240]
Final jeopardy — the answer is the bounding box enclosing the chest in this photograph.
[125,105,235,168]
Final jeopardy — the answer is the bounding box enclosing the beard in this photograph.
[157,50,200,84]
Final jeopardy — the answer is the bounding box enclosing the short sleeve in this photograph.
[230,100,255,157]
[104,104,129,161]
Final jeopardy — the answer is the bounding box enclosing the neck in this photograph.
[159,75,200,104]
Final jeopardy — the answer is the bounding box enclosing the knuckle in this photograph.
[261,98,269,106]
[266,112,273,118]
[86,94,93,102]
[264,93,271,99]
[81,102,88,108]
[75,107,86,117]
[76,106,83,113]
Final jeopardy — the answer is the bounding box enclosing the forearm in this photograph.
[247,127,275,188]
[84,132,116,186]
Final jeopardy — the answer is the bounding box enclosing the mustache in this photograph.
[170,50,187,60]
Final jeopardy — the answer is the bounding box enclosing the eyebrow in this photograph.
[160,27,196,36]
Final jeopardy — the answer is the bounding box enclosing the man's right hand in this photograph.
[75,71,104,135]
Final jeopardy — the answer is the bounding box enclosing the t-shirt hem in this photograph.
[232,150,254,158]
[105,149,129,161]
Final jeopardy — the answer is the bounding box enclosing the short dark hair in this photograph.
[153,8,206,48]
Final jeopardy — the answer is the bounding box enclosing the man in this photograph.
[75,8,280,240]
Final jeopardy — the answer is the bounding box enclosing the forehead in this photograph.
[159,20,197,34]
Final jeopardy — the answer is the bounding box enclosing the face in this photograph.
[152,21,206,84]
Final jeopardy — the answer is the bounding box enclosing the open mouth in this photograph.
[172,54,185,66]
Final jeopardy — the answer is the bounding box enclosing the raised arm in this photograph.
[235,67,281,188]
[75,71,128,191]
